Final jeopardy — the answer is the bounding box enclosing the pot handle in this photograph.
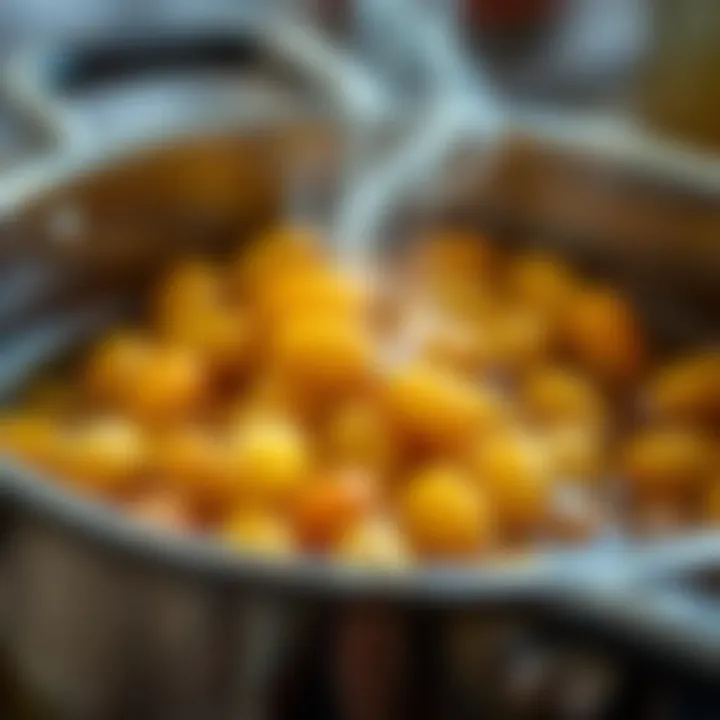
[334,0,485,263]
[1,23,388,157]
[0,23,390,223]
[2,47,78,155]
[549,534,720,677]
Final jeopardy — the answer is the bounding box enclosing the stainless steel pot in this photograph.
[0,22,719,720]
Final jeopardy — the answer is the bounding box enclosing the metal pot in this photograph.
[0,22,719,720]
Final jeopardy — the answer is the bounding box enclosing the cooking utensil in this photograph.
[0,19,718,720]
[0,23,399,720]
[336,0,720,675]
[335,0,504,264]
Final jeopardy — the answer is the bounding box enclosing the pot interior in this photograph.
[0,128,717,588]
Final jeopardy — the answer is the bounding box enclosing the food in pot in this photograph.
[222,508,295,558]
[643,352,720,426]
[1,226,717,565]
[621,426,714,500]
[401,465,494,558]
[227,417,310,508]
[704,479,720,524]
[337,516,409,567]
[293,467,378,552]
[472,430,552,536]
[562,286,644,382]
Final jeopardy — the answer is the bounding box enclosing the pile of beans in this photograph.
[2,227,718,566]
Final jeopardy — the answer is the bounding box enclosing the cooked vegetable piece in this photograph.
[7,223,717,565]
[402,465,494,558]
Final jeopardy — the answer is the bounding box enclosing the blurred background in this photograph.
[0,0,718,158]
[1,0,719,221]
